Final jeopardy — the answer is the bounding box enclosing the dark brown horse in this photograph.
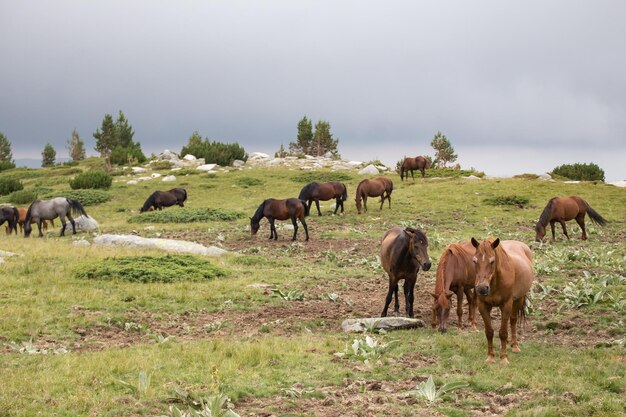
[400,156,430,181]
[298,181,348,216]
[535,196,607,241]
[140,188,187,213]
[380,227,431,318]
[0,206,19,235]
[431,241,477,333]
[471,237,534,364]
[250,198,310,241]
[355,177,393,214]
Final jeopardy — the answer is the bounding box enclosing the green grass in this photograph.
[128,207,245,223]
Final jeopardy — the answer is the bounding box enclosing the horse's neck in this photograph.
[493,247,512,289]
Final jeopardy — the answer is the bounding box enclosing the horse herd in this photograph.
[0,168,609,364]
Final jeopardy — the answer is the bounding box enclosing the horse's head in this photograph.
[534,222,546,242]
[405,227,431,271]
[23,221,32,237]
[355,196,362,214]
[431,290,454,333]
[471,237,500,296]
[250,217,260,235]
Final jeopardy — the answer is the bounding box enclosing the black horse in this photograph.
[0,206,19,235]
[298,181,348,216]
[140,188,187,212]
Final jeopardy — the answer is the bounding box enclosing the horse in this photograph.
[24,198,89,237]
[140,188,187,213]
[430,241,478,333]
[400,156,430,181]
[380,227,431,318]
[5,207,52,235]
[0,206,19,235]
[535,196,607,241]
[471,237,534,364]
[298,181,348,216]
[355,177,393,214]
[250,198,310,241]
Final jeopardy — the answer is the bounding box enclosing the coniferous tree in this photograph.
[430,131,457,168]
[289,116,313,155]
[93,113,116,171]
[67,129,86,161]
[0,132,13,162]
[41,143,56,167]
[311,120,339,157]
[114,111,134,148]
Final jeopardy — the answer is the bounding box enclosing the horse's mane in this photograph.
[355,179,369,198]
[141,192,157,212]
[251,199,268,223]
[434,243,470,295]
[536,198,556,230]
[298,182,319,200]
[24,200,40,224]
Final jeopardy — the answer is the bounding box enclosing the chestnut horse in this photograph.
[5,207,52,235]
[250,198,310,241]
[471,237,534,364]
[355,177,393,214]
[380,227,431,318]
[400,156,430,181]
[535,196,607,241]
[431,241,477,333]
[140,188,187,213]
[298,181,348,216]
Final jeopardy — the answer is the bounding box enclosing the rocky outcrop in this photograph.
[93,234,228,257]
[358,164,381,175]
[245,153,390,172]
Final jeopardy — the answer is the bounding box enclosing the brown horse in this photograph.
[298,181,348,216]
[355,177,393,214]
[471,237,534,364]
[380,227,431,318]
[140,188,187,213]
[250,198,310,241]
[430,241,477,333]
[5,207,52,235]
[400,156,430,181]
[535,196,607,241]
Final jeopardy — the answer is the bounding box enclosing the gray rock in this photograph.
[159,149,179,161]
[375,165,389,171]
[197,164,218,171]
[162,175,176,182]
[463,175,481,180]
[151,173,162,178]
[341,317,426,333]
[348,161,363,167]
[183,154,197,161]
[93,234,228,257]
[358,164,380,175]
[127,180,139,185]
[131,167,147,173]
[249,152,270,159]
[538,173,552,180]
[63,215,99,233]
[232,160,245,167]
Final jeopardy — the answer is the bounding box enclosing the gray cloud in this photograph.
[1,1,624,179]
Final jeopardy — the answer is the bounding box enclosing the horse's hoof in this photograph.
[485,356,495,364]
[500,357,510,365]
[512,346,521,353]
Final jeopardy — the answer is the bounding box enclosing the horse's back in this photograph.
[437,241,476,289]
[501,240,534,298]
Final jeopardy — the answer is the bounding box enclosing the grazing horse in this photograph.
[431,241,477,333]
[380,227,431,318]
[24,198,89,237]
[355,177,393,214]
[250,198,310,241]
[5,207,52,235]
[535,196,607,241]
[298,181,348,216]
[400,156,430,181]
[140,188,187,213]
[471,237,534,364]
[0,206,19,235]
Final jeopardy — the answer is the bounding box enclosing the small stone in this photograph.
[162,175,176,182]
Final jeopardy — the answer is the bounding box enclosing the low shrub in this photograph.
[513,173,539,180]
[7,189,38,205]
[149,160,173,170]
[128,208,245,223]
[483,195,530,208]
[45,189,111,206]
[0,177,24,196]
[74,255,226,283]
[235,177,264,188]
[69,170,112,190]
[181,136,247,166]
[551,162,605,182]
[0,160,16,172]
[291,171,354,183]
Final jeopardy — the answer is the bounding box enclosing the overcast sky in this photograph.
[1,1,625,180]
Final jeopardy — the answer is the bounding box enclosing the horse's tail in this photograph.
[67,199,89,218]
[583,200,607,226]
[300,199,310,217]
[519,295,528,329]
[341,183,348,201]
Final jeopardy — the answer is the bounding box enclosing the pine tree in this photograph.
[289,116,313,155]
[430,131,457,168]
[93,114,116,172]
[0,132,12,162]
[114,111,134,148]
[41,143,56,167]
[67,129,86,161]
[311,120,339,157]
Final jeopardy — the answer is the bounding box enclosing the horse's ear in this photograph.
[430,292,438,299]
[471,237,479,248]
[491,238,500,249]
[445,290,454,299]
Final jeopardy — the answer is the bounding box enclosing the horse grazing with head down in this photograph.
[400,156,430,181]
[24,197,89,237]
[0,206,19,235]
[380,227,431,318]
[471,237,534,364]
[298,181,348,216]
[250,198,310,241]
[140,188,187,213]
[355,177,393,214]
[431,241,477,333]
[535,196,607,241]
[4,207,53,235]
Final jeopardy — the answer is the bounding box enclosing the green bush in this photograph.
[551,163,605,182]
[291,171,354,183]
[110,145,147,166]
[46,189,111,206]
[149,160,173,170]
[483,195,530,208]
[235,177,264,187]
[69,170,112,190]
[181,138,247,166]
[0,160,16,172]
[7,189,38,205]
[128,208,245,223]
[74,255,226,283]
[513,173,539,180]
[0,178,24,196]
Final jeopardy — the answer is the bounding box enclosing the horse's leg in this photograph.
[333,198,340,215]
[550,221,556,240]
[420,168,425,178]
[315,200,322,216]
[59,214,67,237]
[268,218,276,240]
[498,300,513,365]
[300,217,309,241]
[465,287,478,330]
[405,278,416,318]
[307,200,313,214]
[575,214,587,240]
[411,170,415,181]
[478,301,495,363]
[559,220,569,240]
[36,219,44,238]
[381,280,396,317]
[290,216,299,241]
[363,196,368,213]
[379,194,385,210]
[510,298,524,354]
[456,289,464,330]
[393,283,400,314]
[67,213,76,235]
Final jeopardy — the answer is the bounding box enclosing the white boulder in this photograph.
[63,215,99,233]
[358,164,380,175]
[463,175,481,180]
[127,180,138,185]
[159,150,179,161]
[197,164,218,171]
[538,173,552,180]
[183,154,197,161]
[249,152,270,160]
[151,173,162,178]
[92,234,228,257]
[347,161,364,167]
[131,167,147,173]
[162,175,176,182]
[232,160,245,167]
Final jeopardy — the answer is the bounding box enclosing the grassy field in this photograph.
[0,160,624,416]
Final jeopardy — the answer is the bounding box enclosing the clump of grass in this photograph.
[45,189,111,206]
[483,195,530,208]
[128,208,245,223]
[291,171,353,183]
[235,177,264,187]
[513,173,540,180]
[150,160,173,170]
[406,375,468,404]
[74,255,226,283]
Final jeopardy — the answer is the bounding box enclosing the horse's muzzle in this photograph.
[422,262,432,271]
[476,285,490,296]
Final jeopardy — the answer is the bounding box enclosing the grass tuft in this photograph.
[128,208,245,223]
